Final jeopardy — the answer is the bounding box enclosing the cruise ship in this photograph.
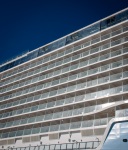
[0,8,128,150]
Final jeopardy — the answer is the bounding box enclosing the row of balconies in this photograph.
[0,116,112,139]
[0,83,127,120]
[0,44,128,94]
[0,70,128,111]
[0,56,128,102]
[0,101,116,129]
[1,24,127,83]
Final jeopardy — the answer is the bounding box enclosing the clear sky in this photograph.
[0,0,128,64]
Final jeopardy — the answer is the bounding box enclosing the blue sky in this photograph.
[0,0,128,64]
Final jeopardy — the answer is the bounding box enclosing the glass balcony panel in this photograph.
[69,74,77,81]
[94,119,101,126]
[83,50,89,57]
[90,47,100,54]
[100,53,110,61]
[5,121,13,127]
[116,109,124,117]
[47,101,55,108]
[83,41,90,47]
[101,33,110,40]
[89,56,99,64]
[41,92,49,99]
[68,85,76,92]
[100,118,107,125]
[24,129,31,135]
[55,144,61,150]
[74,45,81,51]
[1,104,7,109]
[60,123,70,131]
[91,37,100,44]
[110,72,122,81]
[56,60,63,66]
[3,112,10,118]
[36,115,44,122]
[79,142,86,149]
[0,122,6,128]
[43,57,49,62]
[61,66,70,73]
[58,87,66,95]
[50,145,56,150]
[98,76,109,84]
[101,43,110,50]
[79,60,88,68]
[54,70,61,76]
[50,124,59,131]
[38,103,46,110]
[23,107,31,113]
[53,111,62,119]
[123,84,128,92]
[111,29,122,36]
[75,95,85,102]
[111,50,122,57]
[101,64,110,72]
[16,130,23,136]
[39,75,45,81]
[70,63,79,70]
[111,39,122,46]
[13,120,21,126]
[63,110,72,117]
[16,109,23,115]
[31,105,38,112]
[13,100,20,106]
[32,127,40,134]
[12,110,17,116]
[82,120,93,127]
[60,76,68,83]
[52,79,59,86]
[72,54,80,61]
[20,118,28,125]
[87,79,97,87]
[110,86,122,95]
[123,58,128,65]
[48,63,55,69]
[29,86,36,93]
[8,131,16,137]
[63,57,71,64]
[39,146,45,150]
[86,142,93,149]
[29,147,35,150]
[58,51,65,57]
[56,99,64,106]
[36,84,44,91]
[93,141,100,148]
[73,108,83,116]
[26,96,33,102]
[123,47,128,53]
[49,90,57,97]
[50,54,57,60]
[47,72,53,78]
[76,82,86,89]
[40,126,49,133]
[123,71,128,78]
[2,132,9,138]
[70,121,81,129]
[34,94,41,101]
[84,105,95,113]
[88,67,99,75]
[28,117,35,123]
[65,97,74,104]
[65,48,73,55]
[44,113,53,120]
